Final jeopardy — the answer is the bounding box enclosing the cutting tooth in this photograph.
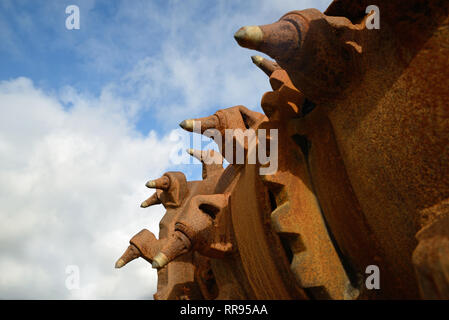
[234,26,264,49]
[115,259,125,269]
[145,176,170,190]
[234,20,300,64]
[179,115,219,133]
[140,192,161,208]
[179,119,194,131]
[186,149,223,164]
[251,55,281,77]
[186,149,224,179]
[152,252,169,269]
[115,244,141,269]
[251,55,264,66]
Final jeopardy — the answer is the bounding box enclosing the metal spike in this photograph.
[115,244,141,269]
[234,26,263,49]
[251,55,281,77]
[151,252,169,269]
[179,119,194,131]
[145,176,170,190]
[140,192,161,208]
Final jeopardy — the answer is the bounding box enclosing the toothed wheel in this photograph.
[260,158,359,299]
[251,57,359,299]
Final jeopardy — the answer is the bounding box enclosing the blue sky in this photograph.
[1,1,274,129]
[0,0,329,299]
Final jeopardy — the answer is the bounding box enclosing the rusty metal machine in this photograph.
[116,0,449,299]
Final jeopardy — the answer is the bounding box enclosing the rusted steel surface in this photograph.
[116,0,449,299]
[413,209,449,299]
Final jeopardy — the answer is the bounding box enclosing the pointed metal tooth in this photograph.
[234,25,263,49]
[187,148,224,179]
[140,201,149,208]
[180,115,220,133]
[251,55,281,77]
[146,180,156,188]
[151,231,191,269]
[236,19,302,69]
[115,258,125,269]
[186,149,223,165]
[179,119,194,131]
[186,148,203,163]
[151,252,169,269]
[145,176,170,190]
[140,192,161,208]
[251,55,264,66]
[186,148,202,161]
[115,244,141,269]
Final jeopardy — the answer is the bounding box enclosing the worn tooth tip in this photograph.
[115,259,125,269]
[179,119,193,130]
[186,148,194,155]
[152,252,169,269]
[146,180,156,188]
[179,120,187,128]
[234,26,263,46]
[234,27,247,40]
[251,55,264,65]
[140,200,148,208]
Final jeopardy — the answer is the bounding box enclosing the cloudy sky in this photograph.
[0,0,329,299]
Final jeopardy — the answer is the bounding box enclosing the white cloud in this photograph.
[0,77,179,299]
